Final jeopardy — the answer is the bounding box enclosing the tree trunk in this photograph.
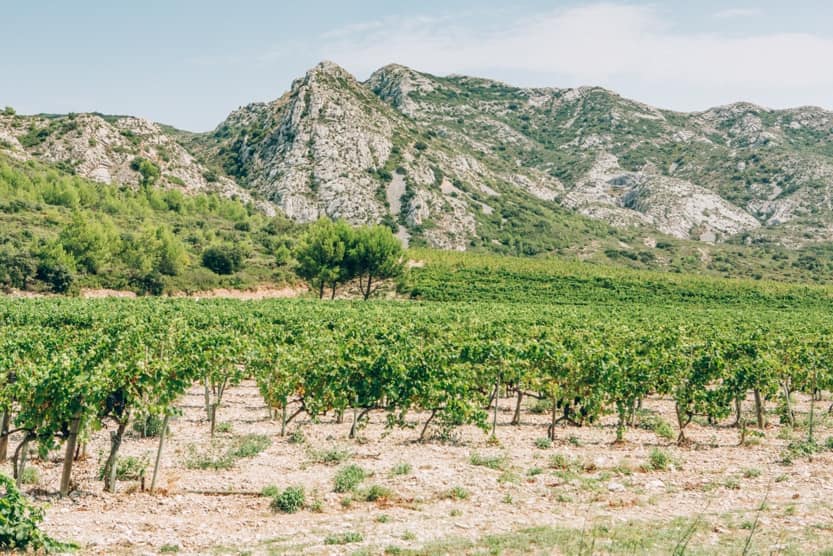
[419,409,437,442]
[732,396,742,427]
[104,420,128,493]
[0,410,9,463]
[491,380,499,437]
[14,437,30,489]
[60,415,82,496]
[615,401,626,443]
[330,283,337,300]
[349,408,372,439]
[675,403,688,445]
[203,379,211,420]
[335,409,344,424]
[781,382,794,427]
[150,414,170,494]
[363,275,373,300]
[511,389,523,426]
[549,399,558,441]
[753,389,765,428]
[280,403,287,437]
[318,282,324,299]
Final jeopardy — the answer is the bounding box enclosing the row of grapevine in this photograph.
[0,297,831,495]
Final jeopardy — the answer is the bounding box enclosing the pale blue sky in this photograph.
[2,1,831,131]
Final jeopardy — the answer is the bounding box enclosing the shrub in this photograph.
[201,243,244,275]
[0,474,71,551]
[443,486,469,500]
[333,464,366,493]
[271,486,305,513]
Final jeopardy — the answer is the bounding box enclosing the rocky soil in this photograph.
[8,381,833,555]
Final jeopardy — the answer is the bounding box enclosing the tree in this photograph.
[293,218,353,299]
[348,225,404,300]
[58,212,119,274]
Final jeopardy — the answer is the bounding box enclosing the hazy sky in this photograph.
[2,1,832,131]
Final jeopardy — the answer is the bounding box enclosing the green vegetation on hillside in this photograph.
[0,155,299,294]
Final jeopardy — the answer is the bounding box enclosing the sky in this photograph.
[2,1,832,131]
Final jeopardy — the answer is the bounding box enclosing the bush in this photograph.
[228,434,270,458]
[271,486,305,513]
[201,243,244,275]
[333,464,367,493]
[0,474,70,551]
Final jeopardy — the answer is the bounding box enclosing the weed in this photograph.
[376,514,391,523]
[502,493,513,504]
[548,453,575,470]
[311,447,351,465]
[568,435,581,447]
[159,544,180,553]
[724,477,741,490]
[470,453,506,470]
[288,429,305,444]
[260,485,279,498]
[527,467,543,477]
[215,422,233,434]
[271,486,305,513]
[99,455,148,479]
[743,468,761,479]
[535,437,552,449]
[334,464,367,493]
[362,484,393,502]
[498,470,520,484]
[401,531,417,541]
[20,467,40,485]
[325,532,363,545]
[450,508,462,517]
[443,486,470,500]
[646,448,671,471]
[391,462,412,476]
[228,434,270,458]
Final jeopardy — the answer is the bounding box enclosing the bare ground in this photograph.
[7,382,833,555]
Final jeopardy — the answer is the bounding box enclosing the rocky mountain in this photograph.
[0,111,269,212]
[4,61,833,253]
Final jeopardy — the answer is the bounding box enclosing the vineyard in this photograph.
[2,257,833,553]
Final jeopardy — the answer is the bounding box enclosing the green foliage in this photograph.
[227,434,270,458]
[324,531,363,545]
[469,453,507,470]
[293,218,353,298]
[333,464,367,493]
[270,486,306,513]
[391,462,412,476]
[201,243,244,275]
[130,157,161,187]
[98,455,147,481]
[647,449,671,471]
[0,474,72,552]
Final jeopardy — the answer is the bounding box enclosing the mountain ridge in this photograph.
[4,61,833,254]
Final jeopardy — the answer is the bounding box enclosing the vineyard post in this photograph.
[753,389,765,429]
[59,414,82,496]
[150,414,170,494]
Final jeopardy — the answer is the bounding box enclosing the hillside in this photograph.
[3,62,833,285]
